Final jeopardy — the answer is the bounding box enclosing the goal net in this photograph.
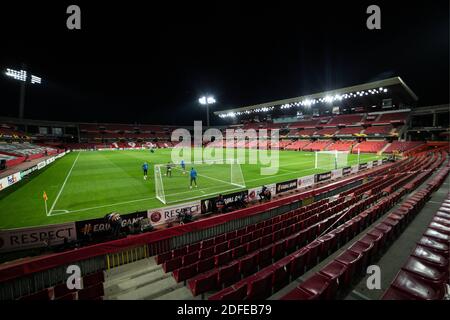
[154,160,246,204]
[315,150,349,170]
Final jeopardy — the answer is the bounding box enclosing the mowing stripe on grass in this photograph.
[48,152,81,216]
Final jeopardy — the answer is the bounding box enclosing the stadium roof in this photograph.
[214,76,418,117]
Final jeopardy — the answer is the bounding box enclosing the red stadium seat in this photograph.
[173,264,197,283]
[411,245,449,268]
[188,271,218,297]
[215,242,228,254]
[247,271,273,300]
[218,261,240,287]
[391,271,446,300]
[239,253,259,277]
[182,252,199,266]
[335,250,363,287]
[215,251,232,267]
[172,247,188,258]
[187,243,201,253]
[258,247,273,268]
[272,260,291,292]
[199,247,215,260]
[290,247,309,278]
[196,256,215,273]
[318,260,348,294]
[163,257,182,272]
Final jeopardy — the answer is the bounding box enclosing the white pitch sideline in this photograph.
[47,185,242,216]
[47,152,81,216]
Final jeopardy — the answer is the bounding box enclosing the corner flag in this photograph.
[43,191,48,215]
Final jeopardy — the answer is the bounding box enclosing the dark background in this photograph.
[0,1,448,125]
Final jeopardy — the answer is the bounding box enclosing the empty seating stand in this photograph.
[280,151,448,300]
[382,191,450,300]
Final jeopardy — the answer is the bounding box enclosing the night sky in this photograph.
[0,1,448,125]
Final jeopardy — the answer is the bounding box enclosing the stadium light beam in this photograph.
[4,66,42,119]
[199,95,216,127]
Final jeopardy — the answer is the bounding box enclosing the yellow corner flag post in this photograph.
[43,191,48,215]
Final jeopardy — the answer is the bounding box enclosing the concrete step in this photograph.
[105,268,171,297]
[109,276,182,300]
[105,257,158,284]
[154,286,197,300]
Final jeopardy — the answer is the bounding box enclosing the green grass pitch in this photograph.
[0,149,380,229]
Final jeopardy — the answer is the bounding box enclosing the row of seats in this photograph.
[382,173,450,300]
[384,141,425,153]
[204,164,418,300]
[281,152,447,300]
[328,114,364,125]
[285,125,399,138]
[209,192,387,300]
[284,140,311,151]
[0,142,56,157]
[17,271,105,301]
[210,151,440,300]
[363,125,394,135]
[185,197,372,296]
[303,140,331,152]
[326,140,355,151]
[353,141,387,153]
[165,198,353,280]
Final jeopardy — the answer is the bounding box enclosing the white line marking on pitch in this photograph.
[48,152,81,216]
[48,186,242,216]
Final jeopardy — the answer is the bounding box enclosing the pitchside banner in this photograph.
[46,157,55,165]
[37,161,47,170]
[20,165,39,178]
[367,161,373,169]
[351,165,359,174]
[359,162,368,170]
[201,190,249,215]
[248,184,276,202]
[147,201,201,226]
[331,168,343,180]
[0,222,77,253]
[75,211,147,241]
[342,166,352,175]
[297,174,315,189]
[276,179,297,194]
[0,172,21,191]
[315,171,332,183]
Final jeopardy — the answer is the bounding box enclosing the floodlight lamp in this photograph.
[5,68,27,82]
[31,75,41,84]
[199,97,207,105]
[207,96,216,104]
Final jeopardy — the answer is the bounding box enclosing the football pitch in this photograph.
[0,149,381,229]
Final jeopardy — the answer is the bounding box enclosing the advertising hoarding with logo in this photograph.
[201,190,249,215]
[75,211,147,241]
[247,184,276,202]
[297,175,315,189]
[147,201,201,226]
[0,222,77,252]
[315,171,332,183]
[275,179,298,194]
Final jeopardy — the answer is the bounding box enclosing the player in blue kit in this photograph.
[142,162,149,180]
[181,159,186,175]
[189,167,198,189]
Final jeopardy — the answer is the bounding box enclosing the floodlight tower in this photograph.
[198,95,216,127]
[4,66,42,119]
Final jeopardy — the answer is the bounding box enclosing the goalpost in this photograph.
[315,150,350,170]
[154,159,246,204]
